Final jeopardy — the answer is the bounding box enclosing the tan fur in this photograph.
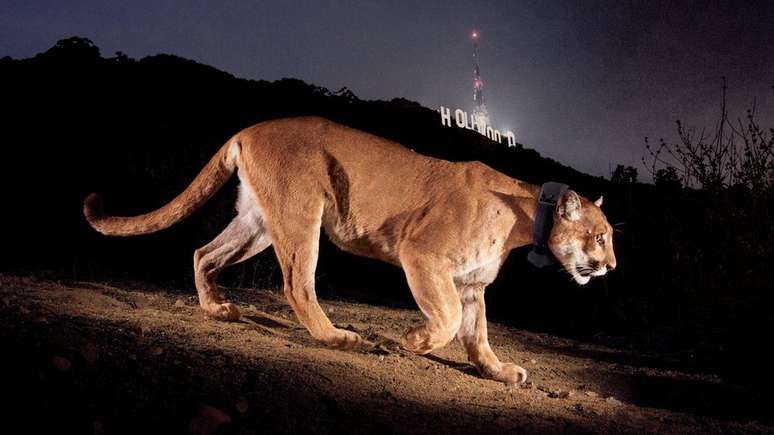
[84,116,616,385]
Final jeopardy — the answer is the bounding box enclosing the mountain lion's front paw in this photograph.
[401,326,433,355]
[483,362,528,385]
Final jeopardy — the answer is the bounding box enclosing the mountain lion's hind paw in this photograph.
[203,302,241,321]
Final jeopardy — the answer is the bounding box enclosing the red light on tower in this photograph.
[471,30,479,39]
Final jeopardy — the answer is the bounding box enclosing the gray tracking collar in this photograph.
[527,182,569,268]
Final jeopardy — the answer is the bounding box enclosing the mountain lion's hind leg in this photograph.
[193,185,272,321]
[457,285,527,385]
[271,201,364,349]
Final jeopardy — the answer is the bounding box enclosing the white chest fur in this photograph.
[453,257,503,288]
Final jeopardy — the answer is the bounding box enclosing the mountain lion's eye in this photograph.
[595,234,605,246]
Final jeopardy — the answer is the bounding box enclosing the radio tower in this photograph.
[471,30,490,129]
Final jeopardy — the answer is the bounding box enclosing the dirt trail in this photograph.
[0,276,769,434]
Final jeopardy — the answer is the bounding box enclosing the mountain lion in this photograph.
[84,117,616,385]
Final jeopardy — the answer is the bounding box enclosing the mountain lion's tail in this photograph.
[84,141,240,236]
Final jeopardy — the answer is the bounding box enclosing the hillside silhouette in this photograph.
[1,37,772,414]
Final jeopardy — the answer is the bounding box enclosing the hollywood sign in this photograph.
[439,106,516,147]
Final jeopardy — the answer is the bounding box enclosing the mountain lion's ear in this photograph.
[594,196,603,207]
[557,190,582,221]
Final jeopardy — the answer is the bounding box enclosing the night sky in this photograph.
[2,0,772,177]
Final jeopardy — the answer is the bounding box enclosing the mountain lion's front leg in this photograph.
[457,285,527,385]
[399,246,462,354]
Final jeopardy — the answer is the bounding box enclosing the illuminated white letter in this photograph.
[472,116,485,135]
[494,129,502,143]
[486,126,494,140]
[478,120,486,135]
[465,112,474,130]
[439,106,452,127]
[506,131,516,147]
[455,109,466,128]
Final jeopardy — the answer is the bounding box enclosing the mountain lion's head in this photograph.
[548,191,617,285]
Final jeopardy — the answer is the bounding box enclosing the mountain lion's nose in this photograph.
[607,261,617,271]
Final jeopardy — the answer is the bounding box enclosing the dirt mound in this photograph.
[0,276,768,434]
